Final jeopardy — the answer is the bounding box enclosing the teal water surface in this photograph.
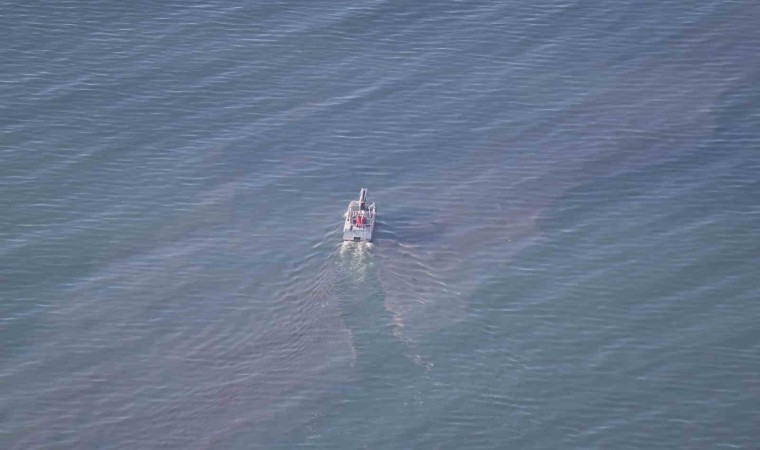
[1,1,759,448]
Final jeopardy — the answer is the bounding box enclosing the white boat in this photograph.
[343,188,376,241]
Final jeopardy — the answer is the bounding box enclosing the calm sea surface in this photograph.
[2,1,759,448]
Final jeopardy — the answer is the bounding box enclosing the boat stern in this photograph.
[343,221,373,241]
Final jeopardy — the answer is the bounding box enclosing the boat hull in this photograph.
[343,189,376,242]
